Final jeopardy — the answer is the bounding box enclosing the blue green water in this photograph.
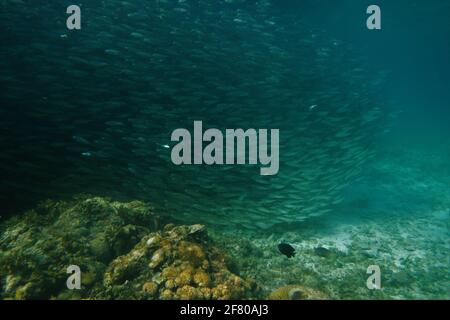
[0,1,448,299]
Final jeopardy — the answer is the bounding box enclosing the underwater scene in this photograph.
[0,0,449,300]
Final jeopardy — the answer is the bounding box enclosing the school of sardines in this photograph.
[0,0,386,229]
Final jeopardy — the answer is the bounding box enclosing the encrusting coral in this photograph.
[100,224,261,300]
[0,197,261,300]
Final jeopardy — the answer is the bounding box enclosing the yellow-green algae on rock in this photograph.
[0,196,261,300]
[0,196,163,299]
[100,224,261,300]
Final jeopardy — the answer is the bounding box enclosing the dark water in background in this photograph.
[0,0,448,227]
[274,0,450,223]
[279,0,450,140]
[277,0,450,222]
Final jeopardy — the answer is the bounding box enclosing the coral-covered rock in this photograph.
[101,224,261,300]
[0,196,162,299]
[0,197,260,300]
[142,282,159,297]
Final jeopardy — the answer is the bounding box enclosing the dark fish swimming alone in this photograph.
[278,243,296,258]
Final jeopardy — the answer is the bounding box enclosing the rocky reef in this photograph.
[2,185,446,300]
[99,224,260,300]
[0,196,162,299]
[0,197,261,300]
